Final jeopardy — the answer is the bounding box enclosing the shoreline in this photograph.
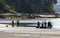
[0,28,60,38]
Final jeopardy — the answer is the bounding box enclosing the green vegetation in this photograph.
[0,0,57,14]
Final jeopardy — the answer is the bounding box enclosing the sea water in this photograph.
[0,18,60,29]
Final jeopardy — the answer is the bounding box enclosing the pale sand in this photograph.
[0,27,60,38]
[0,31,60,38]
[0,23,60,38]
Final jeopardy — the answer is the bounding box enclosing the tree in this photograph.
[0,0,16,13]
[0,0,57,14]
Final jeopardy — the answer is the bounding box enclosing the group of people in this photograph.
[36,21,52,29]
[11,20,52,29]
[12,20,20,27]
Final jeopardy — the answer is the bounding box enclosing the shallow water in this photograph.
[0,18,60,29]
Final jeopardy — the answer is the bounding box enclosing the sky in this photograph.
[56,0,60,5]
[54,0,60,14]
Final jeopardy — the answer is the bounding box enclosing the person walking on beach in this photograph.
[44,21,47,28]
[48,21,52,28]
[12,20,14,27]
[36,21,40,28]
[17,20,20,27]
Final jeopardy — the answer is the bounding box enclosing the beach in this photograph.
[0,18,60,38]
[0,27,60,38]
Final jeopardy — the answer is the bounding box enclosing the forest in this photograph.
[0,0,57,14]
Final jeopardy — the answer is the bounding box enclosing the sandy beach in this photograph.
[0,27,60,38]
[0,32,60,38]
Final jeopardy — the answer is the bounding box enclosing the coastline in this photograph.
[0,27,60,38]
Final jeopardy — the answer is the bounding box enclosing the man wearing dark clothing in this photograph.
[44,21,47,28]
[41,23,44,28]
[36,21,40,28]
[17,20,20,27]
[48,21,52,28]
[12,20,14,27]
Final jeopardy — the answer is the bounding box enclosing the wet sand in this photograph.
[0,31,60,38]
[0,27,60,38]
